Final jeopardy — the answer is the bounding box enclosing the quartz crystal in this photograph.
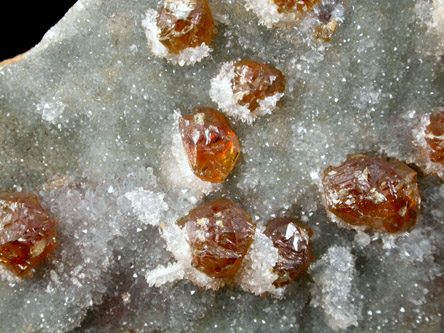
[179,107,241,183]
[322,155,420,233]
[424,111,444,164]
[0,192,56,278]
[176,199,255,278]
[232,59,286,113]
[156,0,214,54]
[264,217,312,288]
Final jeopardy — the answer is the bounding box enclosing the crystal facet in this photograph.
[179,107,241,183]
[425,111,444,164]
[156,0,215,54]
[264,217,312,288]
[231,59,286,112]
[176,199,256,278]
[0,192,57,278]
[322,155,420,233]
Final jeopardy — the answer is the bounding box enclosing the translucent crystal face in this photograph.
[231,59,286,112]
[273,0,319,14]
[425,111,444,164]
[156,0,215,54]
[176,199,256,278]
[179,107,241,183]
[322,155,421,233]
[264,217,312,288]
[0,192,57,278]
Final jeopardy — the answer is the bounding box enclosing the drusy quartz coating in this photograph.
[232,59,286,112]
[176,199,256,278]
[156,0,215,54]
[179,107,241,183]
[264,217,312,288]
[273,0,320,14]
[425,111,444,164]
[322,155,421,233]
[0,192,57,278]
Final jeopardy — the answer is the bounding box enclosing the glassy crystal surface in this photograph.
[232,59,286,112]
[156,0,214,54]
[179,107,241,183]
[322,155,421,233]
[176,199,255,278]
[0,192,56,278]
[425,111,444,164]
[264,217,312,288]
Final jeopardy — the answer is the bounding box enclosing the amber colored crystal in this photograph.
[231,59,286,112]
[179,107,241,183]
[313,19,337,43]
[322,155,420,233]
[156,0,215,54]
[425,111,444,164]
[177,199,256,278]
[0,192,57,278]
[264,217,312,288]
[273,0,319,14]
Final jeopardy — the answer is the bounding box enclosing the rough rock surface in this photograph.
[0,0,443,332]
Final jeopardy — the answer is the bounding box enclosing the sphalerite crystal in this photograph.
[322,154,420,233]
[273,0,319,14]
[176,199,256,278]
[156,0,215,54]
[424,111,444,164]
[264,217,312,288]
[179,107,241,183]
[232,59,286,113]
[0,192,57,278]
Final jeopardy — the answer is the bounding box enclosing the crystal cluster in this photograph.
[210,60,286,123]
[0,192,56,278]
[176,199,255,278]
[142,0,214,65]
[322,155,421,233]
[179,107,241,183]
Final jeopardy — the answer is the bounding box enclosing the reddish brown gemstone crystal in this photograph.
[322,155,420,233]
[264,217,312,288]
[273,0,319,14]
[179,107,241,183]
[231,59,286,112]
[156,0,215,54]
[177,199,256,278]
[425,111,444,164]
[0,192,57,278]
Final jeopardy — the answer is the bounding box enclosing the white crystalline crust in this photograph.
[310,246,362,331]
[236,226,283,297]
[244,0,306,29]
[145,262,185,287]
[141,9,211,66]
[433,0,444,34]
[160,112,221,204]
[209,62,284,124]
[412,112,444,179]
[124,188,168,226]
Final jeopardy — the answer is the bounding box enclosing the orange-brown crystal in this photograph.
[179,107,241,183]
[156,0,215,54]
[425,111,444,164]
[0,192,57,278]
[177,199,256,278]
[231,59,286,112]
[322,155,420,233]
[264,217,312,288]
[273,0,319,14]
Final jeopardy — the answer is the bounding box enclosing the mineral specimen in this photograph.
[322,154,421,233]
[210,60,286,123]
[264,217,312,287]
[142,0,214,65]
[273,0,319,14]
[179,107,241,183]
[424,111,444,164]
[176,199,256,278]
[0,192,56,278]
